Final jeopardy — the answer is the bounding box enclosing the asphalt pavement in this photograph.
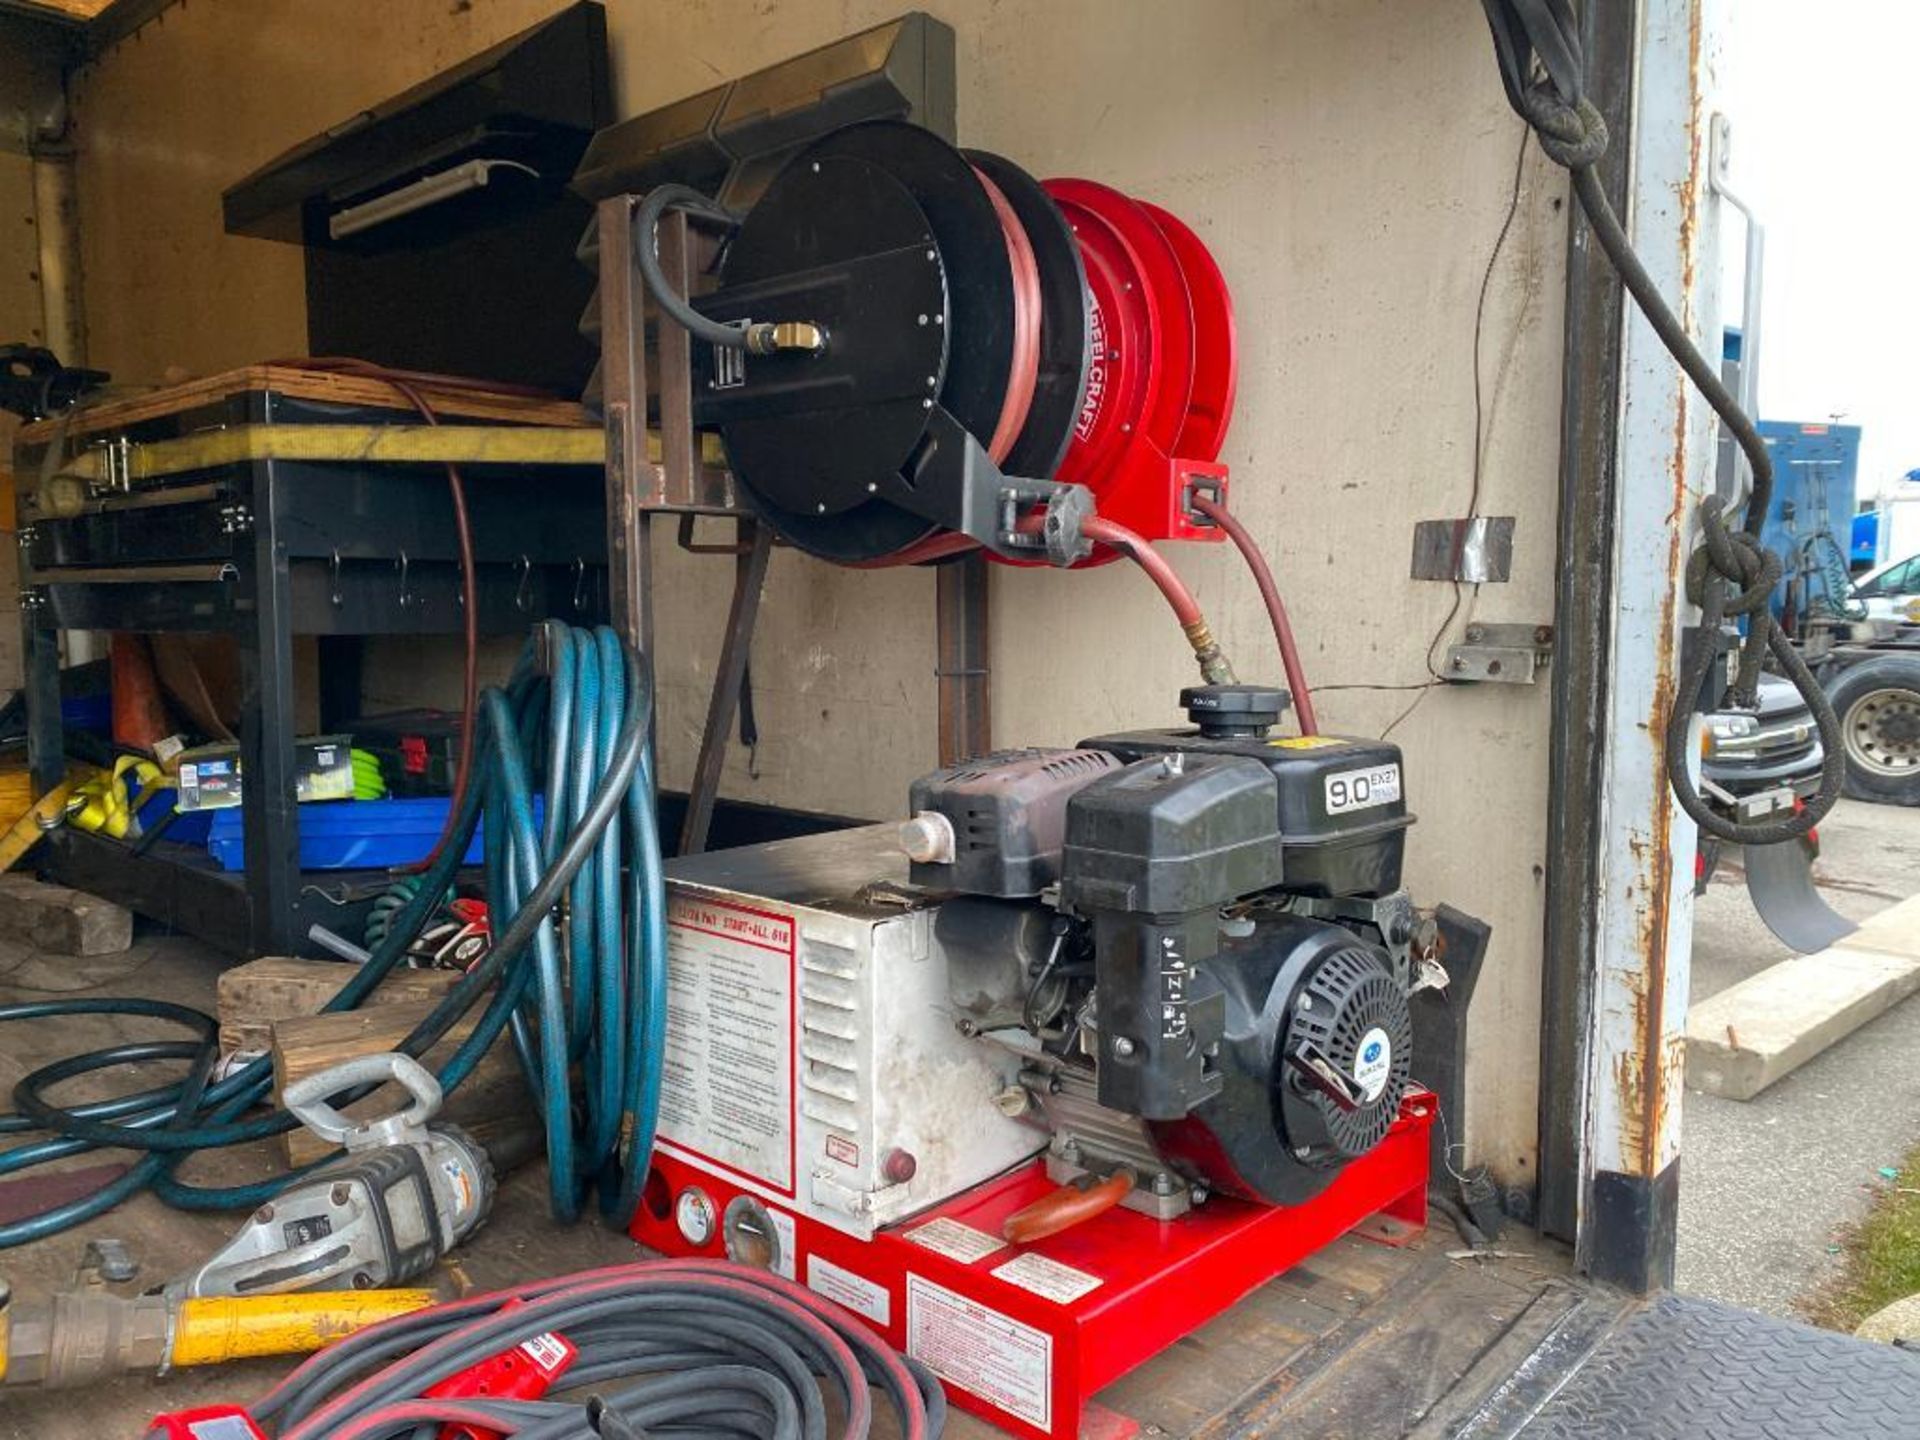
[1677,798,1920,1318]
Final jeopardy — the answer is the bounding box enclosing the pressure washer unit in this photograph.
[632,681,1485,1440]
[585,31,1494,1429]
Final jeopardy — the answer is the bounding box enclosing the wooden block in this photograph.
[270,998,518,1166]
[1685,937,1920,1100]
[0,874,132,955]
[216,956,460,1056]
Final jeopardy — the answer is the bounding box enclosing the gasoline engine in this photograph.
[913,682,1428,1223]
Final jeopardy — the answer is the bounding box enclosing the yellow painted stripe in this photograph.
[50,424,729,487]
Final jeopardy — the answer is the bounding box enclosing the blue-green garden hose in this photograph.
[0,622,670,1245]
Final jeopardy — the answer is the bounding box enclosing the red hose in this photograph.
[1081,515,1203,627]
[1189,494,1318,734]
[973,164,1042,464]
[845,529,979,569]
[275,357,483,875]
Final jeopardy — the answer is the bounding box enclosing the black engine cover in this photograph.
[1154,913,1412,1207]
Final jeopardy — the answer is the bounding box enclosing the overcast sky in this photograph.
[1719,2,1915,501]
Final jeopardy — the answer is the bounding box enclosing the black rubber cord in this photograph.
[255,1261,946,1440]
[634,183,749,351]
[1480,1,1845,845]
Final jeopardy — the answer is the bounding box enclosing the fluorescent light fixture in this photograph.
[328,158,539,241]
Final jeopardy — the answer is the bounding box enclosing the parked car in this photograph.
[1700,673,1825,811]
[1850,551,1920,625]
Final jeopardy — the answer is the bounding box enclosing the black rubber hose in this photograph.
[1479,3,1845,846]
[256,1261,944,1440]
[634,183,747,351]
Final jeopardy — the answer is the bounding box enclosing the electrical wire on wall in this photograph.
[1380,121,1536,741]
[1309,122,1536,737]
[1478,0,1844,845]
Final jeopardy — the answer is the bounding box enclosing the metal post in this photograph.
[1574,0,1725,1294]
[1538,0,1637,1247]
[679,519,773,856]
[597,195,649,658]
[238,459,302,955]
[935,554,991,765]
[24,602,62,797]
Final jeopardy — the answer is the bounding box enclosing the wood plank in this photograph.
[1096,1280,1346,1435]
[1191,1254,1543,1440]
[216,955,463,1056]
[17,364,591,445]
[0,874,131,955]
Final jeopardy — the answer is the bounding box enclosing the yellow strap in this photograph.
[0,772,90,871]
[66,756,165,839]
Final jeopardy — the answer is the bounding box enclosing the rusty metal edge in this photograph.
[1536,0,1638,1245]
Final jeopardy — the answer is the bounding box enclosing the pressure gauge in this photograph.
[674,1187,717,1248]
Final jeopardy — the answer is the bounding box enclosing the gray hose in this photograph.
[635,183,748,351]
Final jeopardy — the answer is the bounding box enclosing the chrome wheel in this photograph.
[1842,686,1920,779]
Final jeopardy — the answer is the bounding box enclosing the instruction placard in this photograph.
[904,1216,1006,1264]
[990,1251,1104,1304]
[808,1255,892,1326]
[661,895,796,1193]
[907,1275,1052,1428]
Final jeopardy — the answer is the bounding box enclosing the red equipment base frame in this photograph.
[632,1093,1433,1440]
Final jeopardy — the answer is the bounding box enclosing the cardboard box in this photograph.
[176,733,354,811]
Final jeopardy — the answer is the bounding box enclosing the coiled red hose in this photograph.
[256,1258,945,1440]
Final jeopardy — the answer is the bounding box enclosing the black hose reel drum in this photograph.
[679,120,1238,566]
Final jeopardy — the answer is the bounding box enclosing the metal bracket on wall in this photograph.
[1445,623,1554,684]
[1410,516,1515,584]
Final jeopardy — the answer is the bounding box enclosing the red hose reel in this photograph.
[688,120,1238,566]
[1007,179,1238,565]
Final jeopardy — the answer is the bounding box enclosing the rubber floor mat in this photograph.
[1517,1293,1920,1438]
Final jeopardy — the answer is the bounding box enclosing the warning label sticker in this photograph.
[808,1255,892,1326]
[990,1251,1104,1304]
[518,1331,573,1375]
[661,895,795,1194]
[907,1275,1052,1429]
[904,1216,1006,1265]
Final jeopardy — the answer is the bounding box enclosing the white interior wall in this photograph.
[67,0,1568,1182]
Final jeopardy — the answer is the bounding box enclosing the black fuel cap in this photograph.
[1180,684,1291,738]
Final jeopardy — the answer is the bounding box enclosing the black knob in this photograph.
[1180,684,1290,738]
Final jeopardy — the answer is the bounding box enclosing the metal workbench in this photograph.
[11,366,607,955]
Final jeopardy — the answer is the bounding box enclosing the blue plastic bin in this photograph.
[204,797,533,872]
[60,693,112,736]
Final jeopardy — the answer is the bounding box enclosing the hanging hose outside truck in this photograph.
[1479,0,1845,845]
[0,622,669,1245]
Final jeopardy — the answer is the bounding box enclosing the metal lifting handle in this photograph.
[284,1052,443,1153]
